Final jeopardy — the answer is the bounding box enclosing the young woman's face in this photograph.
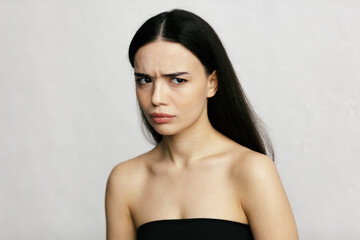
[134,40,217,136]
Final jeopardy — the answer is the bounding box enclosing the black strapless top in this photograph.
[137,218,254,240]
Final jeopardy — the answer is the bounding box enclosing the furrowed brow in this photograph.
[162,72,189,77]
[134,72,190,78]
[134,72,150,78]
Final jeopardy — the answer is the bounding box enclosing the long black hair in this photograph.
[128,9,274,160]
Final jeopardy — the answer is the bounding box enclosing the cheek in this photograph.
[176,84,208,112]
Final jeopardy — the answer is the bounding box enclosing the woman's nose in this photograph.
[151,80,168,106]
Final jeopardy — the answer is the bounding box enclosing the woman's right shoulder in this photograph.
[105,153,152,240]
[107,151,152,188]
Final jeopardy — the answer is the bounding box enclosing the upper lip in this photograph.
[150,112,175,118]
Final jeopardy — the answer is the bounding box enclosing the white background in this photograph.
[1,0,359,239]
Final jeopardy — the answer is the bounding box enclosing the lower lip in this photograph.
[151,116,174,123]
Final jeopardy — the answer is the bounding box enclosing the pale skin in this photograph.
[105,40,299,240]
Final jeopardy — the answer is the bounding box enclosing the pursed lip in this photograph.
[150,112,175,118]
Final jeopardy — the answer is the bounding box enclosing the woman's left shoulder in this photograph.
[229,145,284,209]
[229,146,277,183]
[229,146,299,239]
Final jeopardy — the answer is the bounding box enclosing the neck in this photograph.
[155,110,224,169]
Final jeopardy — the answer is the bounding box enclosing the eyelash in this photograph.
[135,77,187,85]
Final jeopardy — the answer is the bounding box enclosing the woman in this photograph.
[105,9,299,240]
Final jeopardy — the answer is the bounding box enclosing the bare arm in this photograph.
[238,153,299,239]
[105,162,136,240]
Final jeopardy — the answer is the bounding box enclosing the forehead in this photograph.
[134,40,203,74]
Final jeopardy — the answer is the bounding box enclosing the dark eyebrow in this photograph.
[134,72,150,78]
[134,72,189,78]
[162,72,189,77]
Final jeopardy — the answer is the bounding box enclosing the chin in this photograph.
[151,122,187,135]
[152,127,178,136]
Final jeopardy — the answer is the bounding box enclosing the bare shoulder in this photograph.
[106,152,150,202]
[231,147,275,180]
[230,147,279,202]
[230,146,299,240]
[105,152,150,240]
[110,149,152,177]
[232,148,280,194]
[108,156,142,182]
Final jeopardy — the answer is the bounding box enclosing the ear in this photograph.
[207,70,218,98]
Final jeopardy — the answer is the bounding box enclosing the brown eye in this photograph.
[171,78,186,85]
[136,77,152,85]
